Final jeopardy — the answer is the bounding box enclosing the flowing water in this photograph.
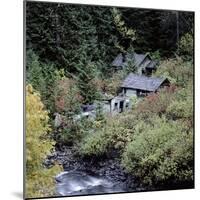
[55,171,126,196]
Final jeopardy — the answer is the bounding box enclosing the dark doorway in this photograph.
[119,101,124,113]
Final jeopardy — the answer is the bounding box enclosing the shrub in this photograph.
[136,85,176,116]
[54,75,82,115]
[78,56,194,188]
[167,99,193,120]
[155,57,193,87]
[166,85,193,129]
[150,50,161,60]
[122,116,193,186]
[53,71,86,146]
[79,114,137,157]
[105,71,125,95]
[79,131,108,157]
[178,32,194,59]
[26,84,62,198]
[55,118,85,146]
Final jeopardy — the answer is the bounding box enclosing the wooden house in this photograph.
[96,93,131,115]
[121,73,170,97]
[111,52,158,76]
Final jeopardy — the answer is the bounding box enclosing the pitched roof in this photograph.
[111,53,124,67]
[133,53,147,67]
[112,53,157,70]
[121,73,167,92]
[146,60,158,69]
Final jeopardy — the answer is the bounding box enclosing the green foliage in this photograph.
[79,131,108,157]
[167,100,193,120]
[55,112,99,146]
[26,84,62,198]
[124,57,137,74]
[26,2,119,73]
[26,49,45,89]
[26,49,56,113]
[79,114,137,157]
[112,8,136,51]
[112,8,136,41]
[122,117,193,185]
[150,50,161,60]
[25,2,194,190]
[155,57,193,87]
[79,56,193,187]
[105,71,125,95]
[120,57,194,186]
[95,102,105,122]
[178,32,194,59]
[121,9,194,56]
[76,60,101,104]
[26,1,194,66]
[56,119,82,146]
[166,85,193,128]
[130,96,139,110]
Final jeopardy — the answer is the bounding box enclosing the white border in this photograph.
[0,0,199,200]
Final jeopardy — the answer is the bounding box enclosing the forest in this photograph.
[25,1,194,198]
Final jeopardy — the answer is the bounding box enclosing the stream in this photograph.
[46,146,144,197]
[45,141,193,197]
[55,171,126,196]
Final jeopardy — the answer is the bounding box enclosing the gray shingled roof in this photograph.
[121,73,167,92]
[133,53,147,67]
[111,53,124,67]
[146,60,158,69]
[112,53,157,70]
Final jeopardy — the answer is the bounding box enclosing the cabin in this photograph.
[76,73,169,118]
[111,52,158,76]
[121,73,170,98]
[96,93,131,115]
[111,95,131,114]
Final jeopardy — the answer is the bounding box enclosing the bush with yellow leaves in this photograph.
[26,84,62,198]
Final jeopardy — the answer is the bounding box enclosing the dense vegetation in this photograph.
[79,58,194,187]
[26,1,194,197]
[26,85,61,198]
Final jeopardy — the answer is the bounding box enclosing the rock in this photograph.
[45,145,142,194]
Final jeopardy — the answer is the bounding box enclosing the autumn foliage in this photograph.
[54,77,82,114]
[26,84,61,198]
[136,85,177,116]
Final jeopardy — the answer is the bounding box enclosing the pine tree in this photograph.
[26,49,56,113]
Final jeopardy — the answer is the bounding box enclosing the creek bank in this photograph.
[45,145,145,194]
[45,145,191,196]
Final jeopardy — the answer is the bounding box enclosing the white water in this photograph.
[55,171,124,196]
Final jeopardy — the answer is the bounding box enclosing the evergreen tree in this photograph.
[26,2,120,74]
[76,58,100,104]
[26,49,56,113]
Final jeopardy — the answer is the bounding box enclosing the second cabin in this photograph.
[111,52,158,76]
